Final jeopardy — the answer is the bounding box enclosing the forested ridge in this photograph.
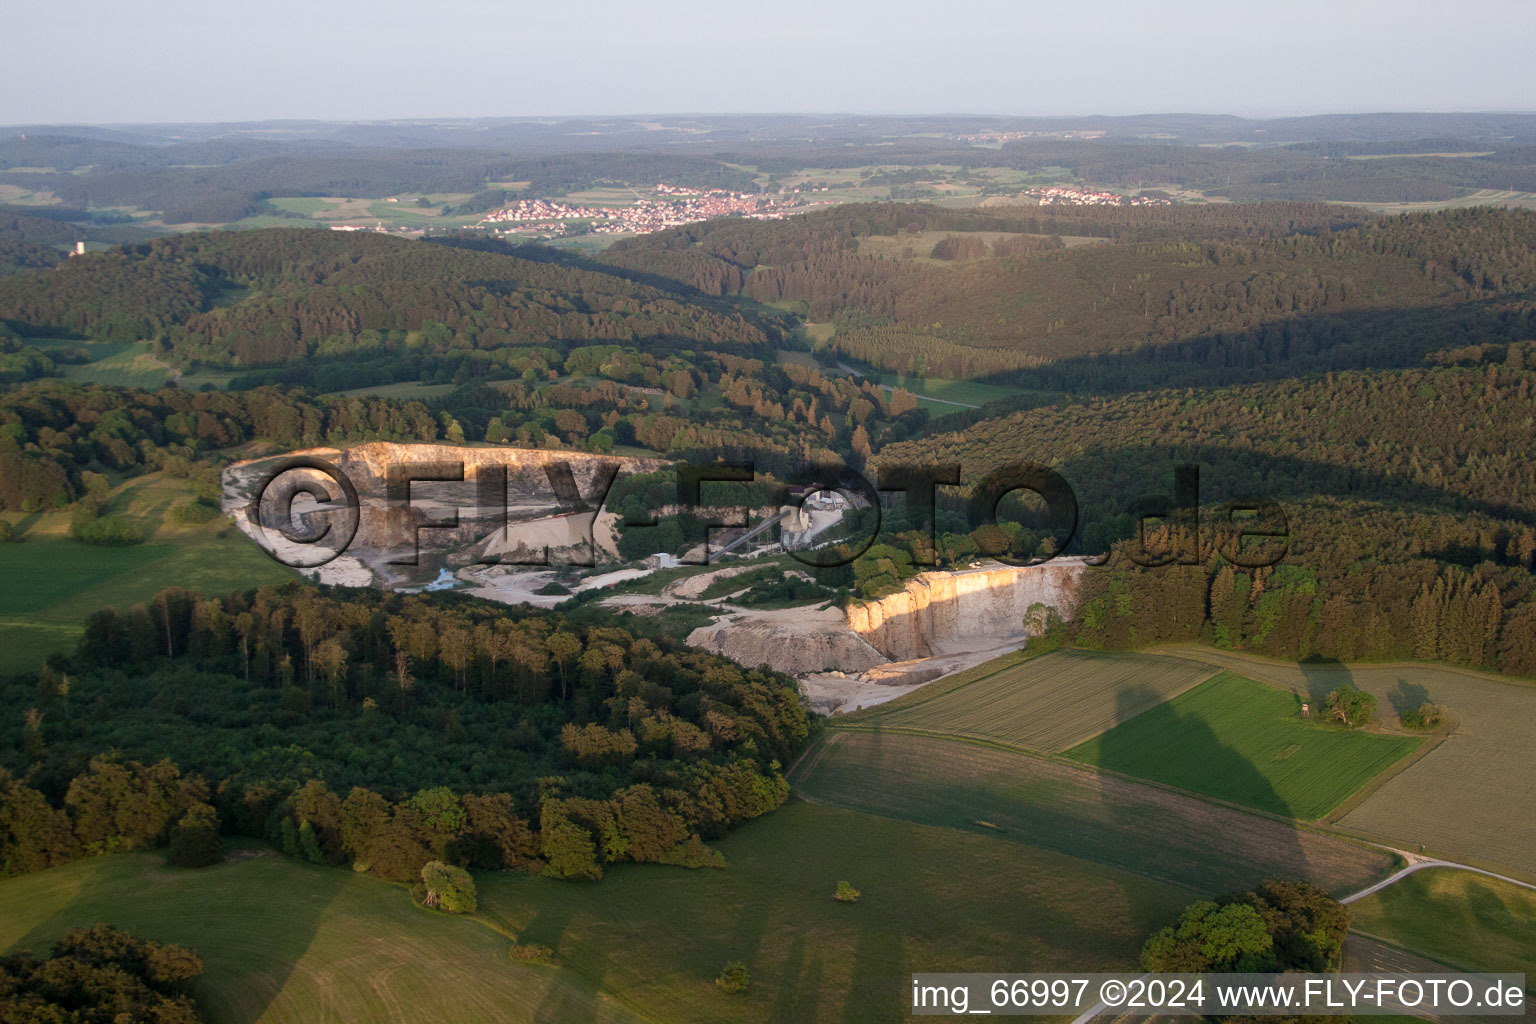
[0,363,926,512]
[877,362,1536,675]
[608,204,1536,386]
[0,228,782,363]
[2,585,808,883]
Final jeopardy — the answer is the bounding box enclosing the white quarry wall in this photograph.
[844,559,1087,661]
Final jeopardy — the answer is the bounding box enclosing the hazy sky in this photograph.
[4,0,1534,124]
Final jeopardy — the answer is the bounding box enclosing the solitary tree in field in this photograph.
[420,860,477,913]
[1325,685,1376,728]
[834,880,861,903]
[715,960,749,993]
[1142,901,1272,972]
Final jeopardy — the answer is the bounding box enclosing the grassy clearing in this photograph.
[697,565,779,600]
[0,850,633,1024]
[1149,646,1536,873]
[1344,152,1495,160]
[1340,188,1536,214]
[326,379,465,400]
[1348,868,1536,975]
[0,801,1185,1023]
[857,229,1033,262]
[1065,672,1421,820]
[870,371,1024,408]
[792,731,1394,898]
[27,338,233,390]
[774,349,822,371]
[58,342,177,388]
[857,648,1215,752]
[0,473,294,675]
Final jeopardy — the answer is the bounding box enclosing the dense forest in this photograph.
[1,585,809,884]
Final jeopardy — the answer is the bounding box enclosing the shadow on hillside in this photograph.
[1042,442,1532,564]
[8,850,337,1023]
[996,294,1536,395]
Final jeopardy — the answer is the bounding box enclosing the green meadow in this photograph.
[0,472,293,675]
[1066,672,1422,819]
[1347,867,1536,976]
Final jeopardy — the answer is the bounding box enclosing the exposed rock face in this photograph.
[845,558,1088,661]
[222,442,665,580]
[687,606,889,676]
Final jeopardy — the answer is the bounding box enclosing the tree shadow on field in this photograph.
[842,911,903,1024]
[8,849,338,1023]
[520,901,610,1024]
[1298,657,1357,711]
[1091,683,1312,894]
[1387,679,1430,718]
[770,935,826,1022]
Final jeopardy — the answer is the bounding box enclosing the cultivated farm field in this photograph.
[853,648,1216,752]
[1154,647,1536,874]
[1065,672,1421,820]
[791,730,1395,896]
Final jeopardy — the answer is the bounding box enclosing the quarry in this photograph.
[223,442,1088,713]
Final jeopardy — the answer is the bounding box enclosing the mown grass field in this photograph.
[856,648,1215,752]
[0,801,1186,1024]
[1348,868,1536,976]
[791,731,1394,897]
[1065,672,1421,820]
[1150,646,1536,873]
[0,473,294,675]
